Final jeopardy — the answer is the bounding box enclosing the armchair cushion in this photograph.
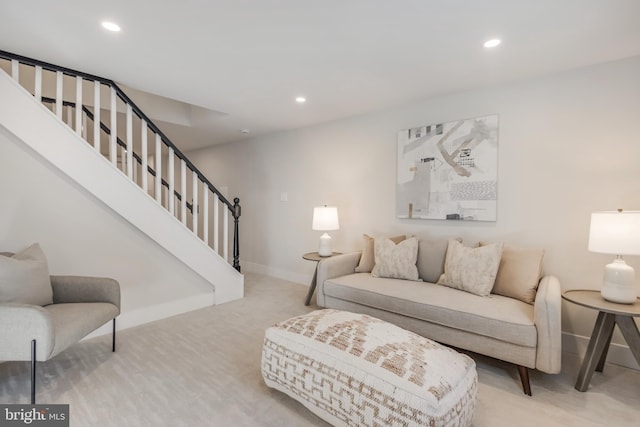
[0,243,53,306]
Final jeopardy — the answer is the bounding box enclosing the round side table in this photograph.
[302,252,342,306]
[562,289,640,391]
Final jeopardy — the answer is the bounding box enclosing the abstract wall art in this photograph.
[397,114,499,221]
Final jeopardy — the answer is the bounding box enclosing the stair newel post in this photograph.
[233,197,241,272]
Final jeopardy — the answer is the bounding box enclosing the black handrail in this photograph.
[1,50,241,271]
[40,96,196,213]
[0,50,232,209]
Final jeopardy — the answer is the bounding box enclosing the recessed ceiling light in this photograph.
[240,129,250,134]
[483,39,501,48]
[295,96,306,103]
[102,21,121,32]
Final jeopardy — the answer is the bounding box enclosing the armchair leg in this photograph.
[31,339,36,404]
[517,365,532,396]
[112,318,116,352]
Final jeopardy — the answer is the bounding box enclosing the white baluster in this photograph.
[126,104,133,179]
[75,76,82,135]
[168,148,175,215]
[203,186,209,245]
[81,113,87,139]
[110,86,117,166]
[192,171,199,235]
[141,120,148,192]
[180,159,187,224]
[93,80,100,150]
[11,60,19,82]
[66,106,73,127]
[34,66,42,102]
[155,134,162,203]
[224,208,229,262]
[213,193,219,253]
[55,71,63,119]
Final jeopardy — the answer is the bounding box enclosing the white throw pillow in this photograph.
[438,240,503,296]
[355,234,406,273]
[0,243,53,306]
[371,237,420,281]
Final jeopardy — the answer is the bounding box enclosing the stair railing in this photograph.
[0,50,241,272]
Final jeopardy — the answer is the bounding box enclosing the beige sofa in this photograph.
[315,240,562,396]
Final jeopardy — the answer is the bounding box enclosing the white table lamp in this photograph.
[312,206,339,256]
[588,210,640,303]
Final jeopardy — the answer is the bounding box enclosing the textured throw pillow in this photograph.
[480,242,545,304]
[438,239,503,296]
[355,234,406,273]
[417,237,461,283]
[0,243,53,306]
[371,237,419,281]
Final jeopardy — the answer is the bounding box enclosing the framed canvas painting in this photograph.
[396,114,498,221]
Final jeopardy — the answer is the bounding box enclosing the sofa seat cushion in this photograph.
[324,273,536,348]
[44,302,119,359]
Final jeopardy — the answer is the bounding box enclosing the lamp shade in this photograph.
[588,211,640,255]
[312,206,339,231]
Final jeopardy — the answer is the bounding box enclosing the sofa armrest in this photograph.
[533,275,562,373]
[316,251,361,307]
[0,304,55,361]
[50,275,121,309]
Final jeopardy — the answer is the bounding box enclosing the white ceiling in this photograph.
[1,0,640,151]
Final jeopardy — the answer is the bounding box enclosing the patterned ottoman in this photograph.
[261,309,477,427]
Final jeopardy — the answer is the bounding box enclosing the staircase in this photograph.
[0,50,243,304]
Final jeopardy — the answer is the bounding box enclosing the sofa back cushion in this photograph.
[480,242,545,304]
[355,234,406,273]
[0,243,53,306]
[371,237,419,281]
[438,240,503,296]
[417,238,461,283]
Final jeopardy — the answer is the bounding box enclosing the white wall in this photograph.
[0,129,218,333]
[189,55,640,367]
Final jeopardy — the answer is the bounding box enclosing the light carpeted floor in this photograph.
[1,273,639,426]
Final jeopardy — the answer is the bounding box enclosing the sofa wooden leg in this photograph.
[31,339,36,404]
[112,318,116,352]
[517,365,532,396]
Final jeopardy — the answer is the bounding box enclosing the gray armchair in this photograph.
[0,273,120,403]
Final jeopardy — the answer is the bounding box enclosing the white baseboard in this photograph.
[83,291,215,340]
[242,260,312,286]
[562,331,639,371]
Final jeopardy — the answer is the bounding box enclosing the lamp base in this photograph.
[318,233,332,257]
[601,259,637,304]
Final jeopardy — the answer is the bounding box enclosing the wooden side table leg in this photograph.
[304,264,319,306]
[615,315,640,366]
[575,311,616,392]
[595,324,614,372]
